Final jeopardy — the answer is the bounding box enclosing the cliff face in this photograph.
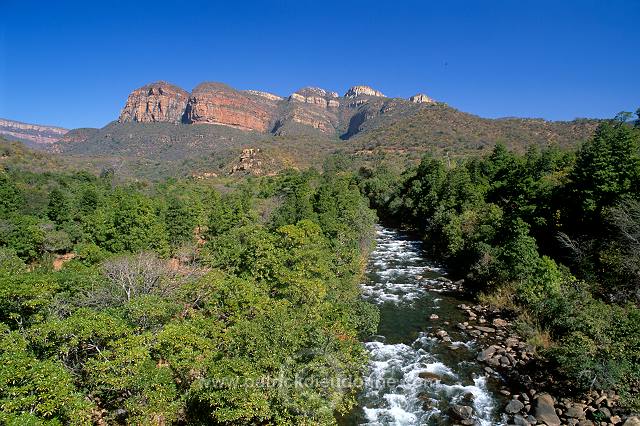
[289,87,340,109]
[344,85,386,98]
[269,87,341,135]
[183,83,276,132]
[52,80,600,181]
[0,118,68,147]
[242,90,283,102]
[113,81,440,138]
[410,93,435,104]
[118,81,189,123]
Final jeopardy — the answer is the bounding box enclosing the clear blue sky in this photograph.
[1,0,638,129]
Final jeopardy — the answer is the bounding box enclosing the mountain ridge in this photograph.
[0,118,68,148]
[116,81,434,139]
[3,80,602,180]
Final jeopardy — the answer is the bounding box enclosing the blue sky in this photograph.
[1,0,638,129]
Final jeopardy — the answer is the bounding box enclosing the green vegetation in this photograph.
[0,163,377,424]
[0,106,633,421]
[359,112,640,408]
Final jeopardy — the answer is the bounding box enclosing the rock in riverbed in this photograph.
[418,371,442,381]
[476,345,498,362]
[448,404,473,421]
[534,393,561,426]
[505,399,525,414]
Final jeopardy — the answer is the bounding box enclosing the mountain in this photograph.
[49,80,600,179]
[113,81,428,139]
[0,118,68,148]
[112,81,599,144]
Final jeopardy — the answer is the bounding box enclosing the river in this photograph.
[345,226,507,425]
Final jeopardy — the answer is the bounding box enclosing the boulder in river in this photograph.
[505,399,525,414]
[512,414,531,425]
[448,404,473,421]
[477,345,498,362]
[564,404,585,419]
[418,371,442,381]
[534,393,561,426]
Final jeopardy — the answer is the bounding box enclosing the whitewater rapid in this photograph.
[355,227,502,426]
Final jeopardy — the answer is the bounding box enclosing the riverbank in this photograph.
[442,299,640,426]
[348,226,639,425]
[348,227,508,425]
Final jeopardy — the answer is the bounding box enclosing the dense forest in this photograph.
[0,164,378,424]
[1,111,640,424]
[359,111,640,409]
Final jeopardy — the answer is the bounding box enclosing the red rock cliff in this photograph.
[183,83,275,132]
[119,81,189,123]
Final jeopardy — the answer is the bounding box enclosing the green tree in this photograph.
[165,195,197,248]
[0,215,45,260]
[47,188,70,224]
[568,119,640,225]
[0,325,92,425]
[0,171,23,216]
[89,190,169,255]
[77,186,99,215]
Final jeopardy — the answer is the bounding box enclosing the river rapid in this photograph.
[345,226,507,425]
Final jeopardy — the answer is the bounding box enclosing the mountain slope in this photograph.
[54,121,341,180]
[344,104,599,161]
[49,80,600,179]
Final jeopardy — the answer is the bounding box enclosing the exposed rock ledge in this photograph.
[344,85,386,98]
[410,93,435,104]
[289,87,340,108]
[446,301,638,426]
[119,81,189,123]
[242,90,283,101]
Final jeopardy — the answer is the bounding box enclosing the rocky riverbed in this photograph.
[440,299,640,426]
[345,226,639,426]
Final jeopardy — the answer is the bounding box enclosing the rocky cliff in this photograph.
[241,90,283,102]
[269,87,342,135]
[344,85,386,98]
[52,80,600,181]
[289,87,340,108]
[107,80,596,148]
[119,81,189,123]
[0,118,68,148]
[410,93,435,104]
[184,83,276,132]
[114,81,435,137]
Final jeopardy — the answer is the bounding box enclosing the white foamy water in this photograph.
[356,227,501,426]
[361,228,443,304]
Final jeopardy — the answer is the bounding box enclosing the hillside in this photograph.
[0,136,69,173]
[26,80,600,179]
[343,104,600,163]
[55,121,342,180]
